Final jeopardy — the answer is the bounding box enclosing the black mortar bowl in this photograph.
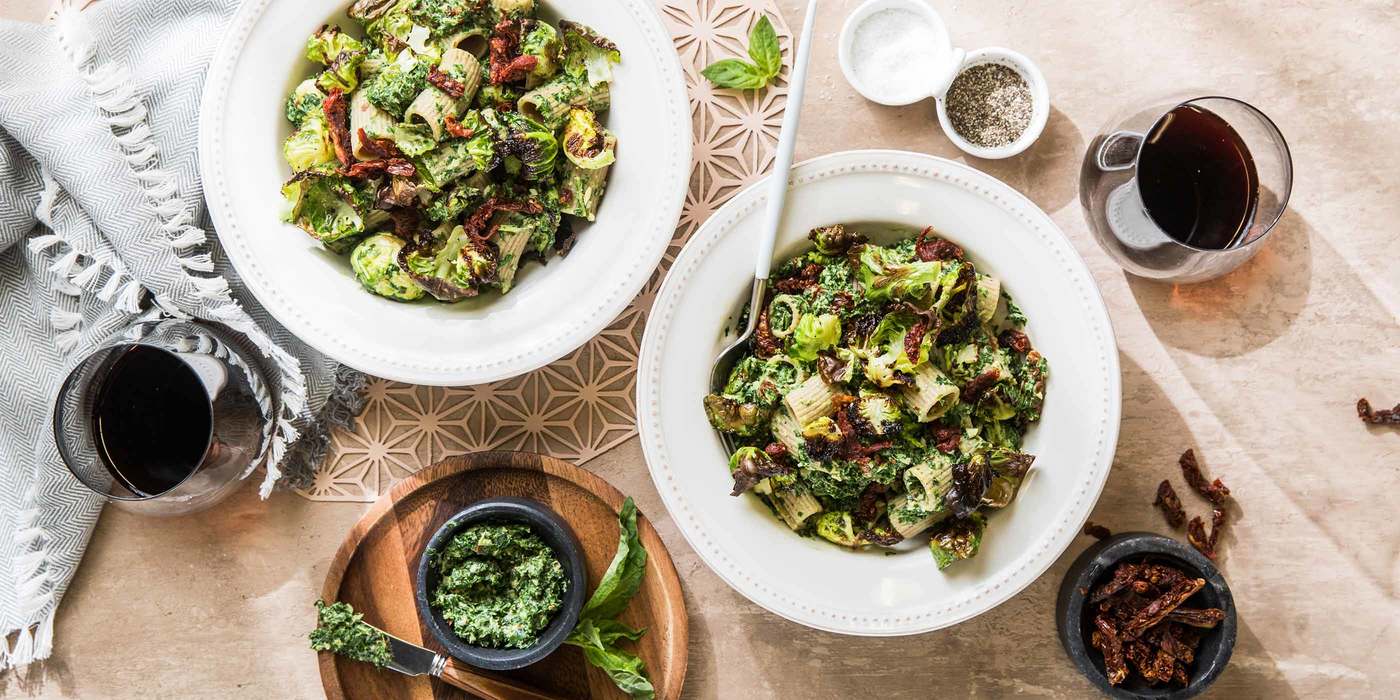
[1056,532,1236,699]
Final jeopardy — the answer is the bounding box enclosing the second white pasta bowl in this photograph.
[200,0,690,385]
[638,149,1120,635]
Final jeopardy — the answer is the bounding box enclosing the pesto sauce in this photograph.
[430,523,567,649]
[309,600,392,667]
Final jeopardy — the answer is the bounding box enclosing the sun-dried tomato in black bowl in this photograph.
[1056,532,1236,699]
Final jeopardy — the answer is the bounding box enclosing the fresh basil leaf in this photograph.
[700,59,766,90]
[581,497,648,620]
[565,631,655,700]
[747,15,781,79]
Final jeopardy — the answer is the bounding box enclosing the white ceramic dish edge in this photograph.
[199,0,691,386]
[638,149,1120,635]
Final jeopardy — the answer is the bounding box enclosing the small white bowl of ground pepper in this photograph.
[936,47,1049,159]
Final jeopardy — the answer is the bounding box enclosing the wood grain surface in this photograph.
[317,452,688,700]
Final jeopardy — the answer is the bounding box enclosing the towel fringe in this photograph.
[48,308,82,331]
[4,486,57,671]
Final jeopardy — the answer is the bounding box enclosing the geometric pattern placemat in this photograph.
[299,0,792,501]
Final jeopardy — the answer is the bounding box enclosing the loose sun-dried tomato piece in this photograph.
[443,114,474,139]
[999,329,1031,354]
[960,369,1001,404]
[1357,398,1400,425]
[341,158,417,179]
[357,128,404,160]
[1153,479,1186,529]
[1166,607,1225,629]
[1083,521,1113,540]
[426,66,466,98]
[322,89,352,166]
[931,424,961,454]
[1178,449,1230,505]
[914,226,965,261]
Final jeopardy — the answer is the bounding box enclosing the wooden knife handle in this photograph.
[437,658,566,700]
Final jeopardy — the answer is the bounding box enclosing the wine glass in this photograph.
[1079,94,1292,283]
[52,319,271,516]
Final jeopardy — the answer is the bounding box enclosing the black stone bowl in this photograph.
[1056,532,1236,699]
[415,497,587,671]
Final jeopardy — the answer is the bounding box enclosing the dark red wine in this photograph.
[1137,104,1260,250]
[92,346,213,497]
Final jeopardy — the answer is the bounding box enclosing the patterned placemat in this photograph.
[300,0,791,501]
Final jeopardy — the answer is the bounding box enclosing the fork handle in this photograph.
[437,658,564,700]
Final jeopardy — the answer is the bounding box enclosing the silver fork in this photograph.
[707,0,819,454]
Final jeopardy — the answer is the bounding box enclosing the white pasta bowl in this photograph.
[638,150,1120,635]
[200,0,690,385]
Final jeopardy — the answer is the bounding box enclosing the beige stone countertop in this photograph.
[3,0,1399,698]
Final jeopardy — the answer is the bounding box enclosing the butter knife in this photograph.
[375,626,564,700]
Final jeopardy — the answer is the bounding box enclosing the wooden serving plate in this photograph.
[318,451,688,699]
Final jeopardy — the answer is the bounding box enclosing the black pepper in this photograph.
[944,63,1033,148]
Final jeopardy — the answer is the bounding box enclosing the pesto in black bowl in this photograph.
[415,498,586,670]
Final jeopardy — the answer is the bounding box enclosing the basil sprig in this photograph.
[701,15,781,90]
[565,497,656,698]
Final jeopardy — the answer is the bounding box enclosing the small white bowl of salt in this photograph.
[838,0,1049,159]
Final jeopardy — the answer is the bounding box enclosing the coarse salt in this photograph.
[850,9,940,101]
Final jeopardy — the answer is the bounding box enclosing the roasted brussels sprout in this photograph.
[944,450,995,519]
[815,511,860,547]
[282,174,367,252]
[399,222,497,301]
[560,108,616,170]
[702,394,771,436]
[493,0,534,18]
[981,448,1035,510]
[727,446,787,496]
[789,313,840,361]
[560,21,620,86]
[808,224,863,256]
[928,514,984,570]
[800,416,842,442]
[850,395,902,437]
[488,111,558,181]
[306,25,367,92]
[282,113,336,173]
[408,0,476,35]
[285,78,327,127]
[519,21,561,85]
[350,234,425,301]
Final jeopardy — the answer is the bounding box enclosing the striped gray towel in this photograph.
[0,0,364,668]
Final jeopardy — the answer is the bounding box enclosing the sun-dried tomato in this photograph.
[488,19,539,85]
[1092,615,1130,686]
[960,369,1001,404]
[1153,479,1186,529]
[999,329,1031,354]
[931,424,961,454]
[1083,521,1113,540]
[1166,608,1225,629]
[914,226,965,262]
[1186,516,1214,559]
[341,158,417,179]
[443,114,474,139]
[753,304,781,359]
[854,482,886,522]
[322,89,352,166]
[1179,449,1230,505]
[1357,398,1400,425]
[828,292,853,314]
[357,128,404,160]
[1122,577,1204,639]
[902,319,927,363]
[426,66,466,98]
[773,262,823,294]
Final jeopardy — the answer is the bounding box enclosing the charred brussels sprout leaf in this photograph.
[282,174,366,252]
[399,224,497,301]
[520,21,562,83]
[928,514,985,570]
[703,394,771,437]
[727,446,788,496]
[944,450,994,520]
[307,26,367,92]
[560,21,621,86]
[981,449,1035,509]
[816,348,859,385]
[561,108,617,170]
[350,234,425,301]
[283,113,337,173]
